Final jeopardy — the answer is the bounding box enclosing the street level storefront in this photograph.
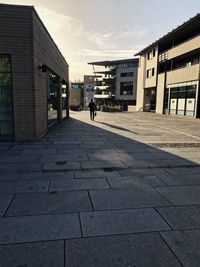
[135,14,200,118]
[0,4,69,141]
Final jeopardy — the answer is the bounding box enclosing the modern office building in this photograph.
[135,14,200,118]
[69,82,84,110]
[0,4,69,141]
[88,59,139,110]
[83,75,95,110]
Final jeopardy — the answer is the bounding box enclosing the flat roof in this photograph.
[88,58,139,66]
[135,13,200,56]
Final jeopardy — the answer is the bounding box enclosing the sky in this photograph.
[1,0,200,81]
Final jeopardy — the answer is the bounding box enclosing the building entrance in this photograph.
[169,85,196,117]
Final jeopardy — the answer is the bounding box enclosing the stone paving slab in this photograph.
[0,163,42,172]
[0,155,40,163]
[10,144,46,151]
[107,175,166,188]
[21,149,56,155]
[80,208,170,237]
[89,187,170,210]
[132,152,177,160]
[43,162,81,171]
[160,229,200,267]
[0,194,13,217]
[88,152,135,161]
[19,171,74,181]
[6,191,92,216]
[157,206,200,229]
[65,233,181,267]
[81,160,126,170]
[119,168,168,176]
[0,172,20,182]
[41,154,88,162]
[50,178,109,192]
[158,173,200,186]
[46,144,80,150]
[0,240,64,267]
[165,167,200,175]
[0,213,81,244]
[0,181,49,193]
[156,185,200,205]
[74,170,121,179]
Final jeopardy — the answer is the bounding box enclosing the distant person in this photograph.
[88,99,96,120]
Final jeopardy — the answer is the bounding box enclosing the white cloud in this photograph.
[35,6,83,36]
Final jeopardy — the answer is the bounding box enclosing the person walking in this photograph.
[88,99,96,120]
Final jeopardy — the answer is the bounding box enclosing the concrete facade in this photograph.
[0,4,69,141]
[135,14,200,118]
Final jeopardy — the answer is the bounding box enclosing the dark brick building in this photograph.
[0,4,69,141]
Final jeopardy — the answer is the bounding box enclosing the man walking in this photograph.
[88,99,96,120]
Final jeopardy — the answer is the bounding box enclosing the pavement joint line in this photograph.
[152,187,174,206]
[87,190,94,211]
[78,213,84,238]
[3,193,16,218]
[158,231,184,267]
[154,208,173,231]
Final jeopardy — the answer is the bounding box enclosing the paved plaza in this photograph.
[1,111,200,266]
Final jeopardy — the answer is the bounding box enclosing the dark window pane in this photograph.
[0,57,11,72]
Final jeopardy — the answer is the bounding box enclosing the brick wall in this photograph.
[0,4,69,140]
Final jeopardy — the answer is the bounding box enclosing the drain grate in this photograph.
[55,161,66,165]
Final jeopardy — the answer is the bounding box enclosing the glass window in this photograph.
[178,87,186,98]
[120,82,133,95]
[170,88,179,98]
[186,85,196,98]
[0,55,13,138]
[120,72,134,77]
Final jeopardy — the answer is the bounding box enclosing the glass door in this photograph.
[0,55,13,139]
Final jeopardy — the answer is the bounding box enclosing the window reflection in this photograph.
[0,55,13,138]
[47,72,59,126]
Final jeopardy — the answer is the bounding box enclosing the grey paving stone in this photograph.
[88,153,135,161]
[161,229,200,267]
[50,178,109,192]
[132,152,176,160]
[0,172,20,182]
[80,208,170,237]
[6,191,92,216]
[89,187,170,210]
[43,162,81,171]
[158,173,200,185]
[11,144,46,150]
[119,168,168,176]
[0,145,10,151]
[156,185,200,205]
[0,155,40,163]
[107,175,166,188]
[166,167,200,175]
[0,181,49,193]
[0,240,64,267]
[57,148,92,154]
[157,206,200,229]
[74,170,121,179]
[0,194,13,217]
[46,144,80,150]
[21,149,56,155]
[41,154,88,162]
[81,160,126,170]
[65,233,181,267]
[0,163,42,172]
[0,213,81,244]
[20,171,74,181]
